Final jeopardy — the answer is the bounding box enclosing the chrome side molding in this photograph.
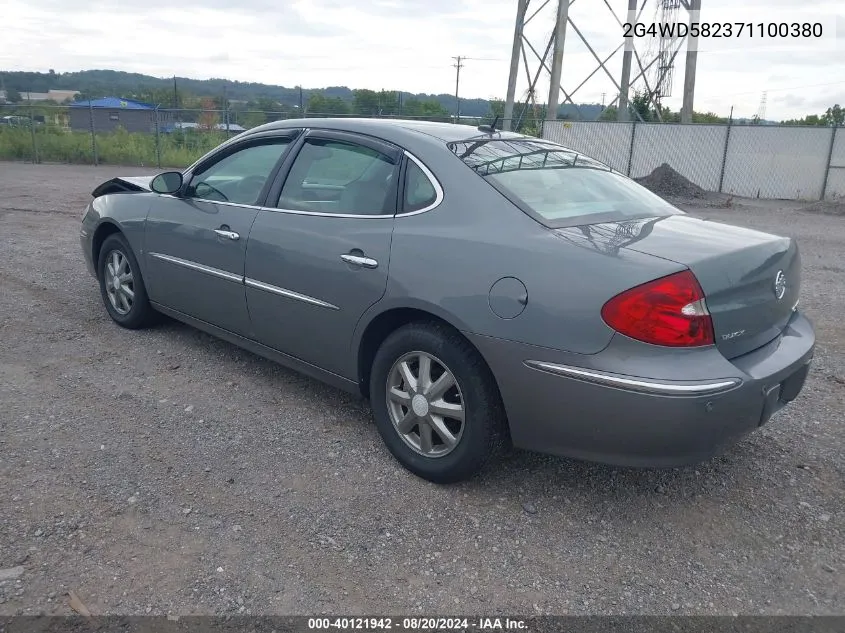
[524,360,741,395]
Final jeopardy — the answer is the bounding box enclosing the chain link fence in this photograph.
[2,102,841,201]
[0,103,546,170]
[543,120,844,201]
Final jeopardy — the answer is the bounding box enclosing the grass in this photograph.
[0,125,230,168]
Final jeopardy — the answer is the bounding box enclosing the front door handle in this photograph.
[214,228,240,241]
[341,254,378,269]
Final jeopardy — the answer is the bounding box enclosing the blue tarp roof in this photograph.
[69,97,156,110]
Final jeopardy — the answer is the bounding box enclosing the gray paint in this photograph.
[144,196,259,337]
[79,117,816,467]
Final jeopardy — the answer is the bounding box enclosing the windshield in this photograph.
[448,138,681,227]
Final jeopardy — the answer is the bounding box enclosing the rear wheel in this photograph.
[369,321,507,484]
[97,232,156,329]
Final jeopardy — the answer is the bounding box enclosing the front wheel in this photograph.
[369,322,508,484]
[97,232,157,329]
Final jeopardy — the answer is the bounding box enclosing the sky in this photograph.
[1,0,843,121]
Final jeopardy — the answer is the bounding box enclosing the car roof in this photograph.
[243,117,536,147]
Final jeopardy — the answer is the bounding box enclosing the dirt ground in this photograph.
[0,162,842,617]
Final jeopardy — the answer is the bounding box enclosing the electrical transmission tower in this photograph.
[650,0,682,110]
[756,91,768,122]
[503,0,702,130]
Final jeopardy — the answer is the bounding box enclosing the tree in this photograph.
[782,114,824,126]
[132,87,175,107]
[307,93,351,116]
[822,104,844,127]
[598,105,618,121]
[352,89,381,115]
[402,98,450,121]
[692,111,728,124]
[5,88,22,103]
[630,91,654,122]
[198,97,220,130]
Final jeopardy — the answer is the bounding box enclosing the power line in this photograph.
[696,79,845,101]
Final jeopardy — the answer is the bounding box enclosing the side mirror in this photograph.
[150,171,183,194]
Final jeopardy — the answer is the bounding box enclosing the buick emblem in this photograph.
[773,270,787,300]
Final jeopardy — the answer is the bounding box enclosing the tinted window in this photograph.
[187,140,291,206]
[278,139,398,215]
[403,160,438,213]
[448,139,679,226]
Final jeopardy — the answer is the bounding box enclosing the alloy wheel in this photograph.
[103,249,135,316]
[386,351,465,458]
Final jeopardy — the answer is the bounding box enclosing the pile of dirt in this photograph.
[799,200,845,216]
[635,163,709,200]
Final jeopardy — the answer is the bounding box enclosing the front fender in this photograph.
[84,193,155,277]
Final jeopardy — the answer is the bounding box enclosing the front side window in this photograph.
[403,159,438,213]
[448,138,680,227]
[277,139,398,215]
[186,139,292,206]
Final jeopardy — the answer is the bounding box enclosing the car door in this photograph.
[244,129,402,379]
[143,132,298,336]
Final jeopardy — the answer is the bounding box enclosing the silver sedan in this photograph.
[80,118,815,483]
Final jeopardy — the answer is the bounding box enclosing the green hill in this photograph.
[0,69,605,120]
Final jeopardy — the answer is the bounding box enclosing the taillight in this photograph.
[601,270,715,347]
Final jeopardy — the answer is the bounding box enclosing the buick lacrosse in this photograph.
[80,118,815,483]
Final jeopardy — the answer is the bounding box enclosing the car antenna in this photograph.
[477,115,499,134]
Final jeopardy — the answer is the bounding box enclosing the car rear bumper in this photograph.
[467,311,815,467]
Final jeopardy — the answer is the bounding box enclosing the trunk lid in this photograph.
[91,176,154,198]
[610,214,800,359]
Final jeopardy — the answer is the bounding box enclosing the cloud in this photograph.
[0,0,841,120]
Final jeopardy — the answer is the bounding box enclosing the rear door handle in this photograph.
[341,254,378,269]
[214,228,240,241]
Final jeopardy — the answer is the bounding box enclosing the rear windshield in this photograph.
[448,138,680,227]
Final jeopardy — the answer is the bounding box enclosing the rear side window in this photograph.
[403,159,438,213]
[448,138,680,227]
[277,138,398,215]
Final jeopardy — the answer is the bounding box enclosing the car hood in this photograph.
[91,176,156,198]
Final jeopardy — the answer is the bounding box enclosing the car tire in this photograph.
[97,232,157,329]
[369,321,508,484]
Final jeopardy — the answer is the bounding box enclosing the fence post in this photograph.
[626,121,637,177]
[27,93,39,164]
[88,100,99,166]
[154,106,162,169]
[821,126,838,201]
[718,121,732,193]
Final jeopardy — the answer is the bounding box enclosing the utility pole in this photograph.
[680,0,701,123]
[173,76,178,109]
[452,56,464,122]
[298,86,304,117]
[503,0,528,131]
[223,83,230,135]
[546,0,571,123]
[618,0,638,121]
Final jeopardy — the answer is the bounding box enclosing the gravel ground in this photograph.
[0,162,842,617]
